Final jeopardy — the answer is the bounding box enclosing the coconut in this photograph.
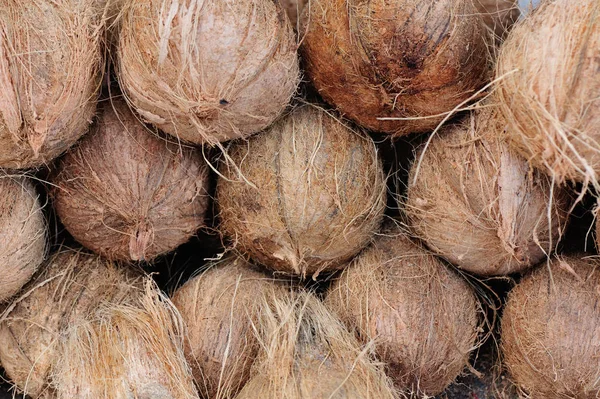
[474,0,519,40]
[279,0,307,28]
[325,227,479,396]
[0,176,46,302]
[502,255,600,398]
[495,0,600,185]
[51,99,209,262]
[216,106,386,278]
[235,291,399,399]
[0,0,103,170]
[172,256,287,399]
[405,108,570,276]
[117,0,300,145]
[300,0,490,135]
[0,249,199,399]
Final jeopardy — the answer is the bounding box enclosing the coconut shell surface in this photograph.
[502,255,600,398]
[496,0,600,185]
[325,228,479,396]
[0,0,103,169]
[474,0,519,40]
[405,108,570,276]
[235,291,399,399]
[0,176,46,302]
[217,106,386,278]
[117,0,299,145]
[172,256,287,399]
[52,99,209,262]
[300,0,490,135]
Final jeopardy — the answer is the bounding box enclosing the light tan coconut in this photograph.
[172,256,287,399]
[117,0,300,145]
[474,0,519,40]
[0,249,199,399]
[502,255,600,398]
[0,176,46,302]
[0,0,104,169]
[235,291,399,399]
[325,226,480,396]
[496,0,600,185]
[405,108,570,276]
[217,106,386,278]
[51,99,210,262]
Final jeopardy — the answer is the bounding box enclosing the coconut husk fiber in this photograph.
[117,0,300,145]
[171,256,288,399]
[0,249,199,399]
[216,105,386,278]
[502,255,600,398]
[234,291,399,399]
[0,0,104,170]
[474,0,520,40]
[279,0,307,29]
[405,107,571,276]
[325,226,480,396]
[495,0,600,186]
[300,0,490,135]
[51,99,210,262]
[0,176,46,302]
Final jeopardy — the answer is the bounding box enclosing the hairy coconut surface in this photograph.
[325,227,479,396]
[117,0,299,145]
[0,0,103,169]
[52,99,209,262]
[172,256,287,399]
[474,0,519,40]
[217,106,386,278]
[405,108,570,276]
[279,0,307,29]
[300,0,490,135]
[235,291,399,399]
[496,0,600,185]
[502,255,600,398]
[0,176,46,302]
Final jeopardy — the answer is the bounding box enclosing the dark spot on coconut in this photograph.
[219,99,229,105]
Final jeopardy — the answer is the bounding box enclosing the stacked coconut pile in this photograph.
[0,0,598,398]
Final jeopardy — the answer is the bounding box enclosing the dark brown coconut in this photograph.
[117,0,300,145]
[474,0,519,40]
[496,0,600,185]
[300,0,490,135]
[405,108,570,276]
[235,291,399,399]
[51,99,209,262]
[0,176,46,302]
[217,106,386,278]
[0,0,103,169]
[172,256,287,399]
[502,255,600,398]
[325,227,479,396]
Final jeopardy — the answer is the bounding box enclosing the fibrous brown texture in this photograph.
[496,0,600,185]
[172,256,287,399]
[0,176,46,302]
[117,0,300,145]
[502,255,600,398]
[405,108,570,276]
[235,291,399,399]
[325,228,479,396]
[300,0,490,135]
[0,0,103,169]
[217,106,386,278]
[279,0,307,29]
[52,99,209,262]
[474,0,519,40]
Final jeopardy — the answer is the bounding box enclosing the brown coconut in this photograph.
[474,0,520,40]
[502,255,600,398]
[300,0,490,135]
[216,106,386,278]
[325,227,479,396]
[117,0,300,145]
[235,291,399,399]
[0,0,103,169]
[0,249,199,399]
[496,0,600,185]
[405,108,570,276]
[0,176,46,302]
[51,99,209,262]
[172,256,287,399]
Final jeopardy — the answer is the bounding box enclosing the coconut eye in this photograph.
[219,99,229,106]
